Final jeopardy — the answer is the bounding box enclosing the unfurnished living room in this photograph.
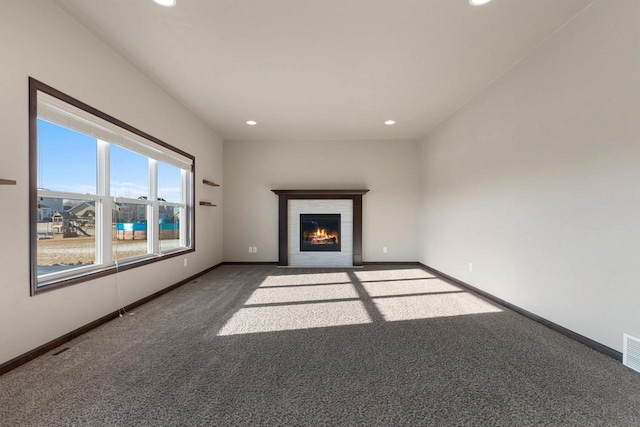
[1,0,640,425]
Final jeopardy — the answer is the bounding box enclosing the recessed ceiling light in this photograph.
[153,0,176,7]
[384,120,396,125]
[246,120,257,126]
[470,0,492,6]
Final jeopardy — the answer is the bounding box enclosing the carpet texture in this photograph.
[1,264,640,426]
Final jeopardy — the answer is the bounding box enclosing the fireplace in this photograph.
[300,214,341,252]
[272,189,369,266]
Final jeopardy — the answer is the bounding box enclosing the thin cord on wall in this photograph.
[115,249,162,317]
[115,258,132,317]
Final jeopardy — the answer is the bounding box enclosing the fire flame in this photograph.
[306,227,339,245]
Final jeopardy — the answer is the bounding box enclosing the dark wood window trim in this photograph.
[271,189,369,266]
[29,77,196,296]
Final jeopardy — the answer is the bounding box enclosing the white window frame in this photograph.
[29,78,195,295]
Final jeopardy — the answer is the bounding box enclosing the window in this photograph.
[29,78,195,294]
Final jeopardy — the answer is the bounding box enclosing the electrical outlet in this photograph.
[383,247,388,253]
[248,246,253,253]
[469,263,473,272]
[184,258,188,267]
[253,247,257,253]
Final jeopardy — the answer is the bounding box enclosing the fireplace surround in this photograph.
[272,189,369,266]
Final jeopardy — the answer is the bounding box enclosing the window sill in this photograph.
[32,247,194,296]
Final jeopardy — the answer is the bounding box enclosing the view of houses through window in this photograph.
[33,85,194,290]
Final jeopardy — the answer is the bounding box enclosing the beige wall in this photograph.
[223,140,420,262]
[419,0,640,352]
[0,0,223,365]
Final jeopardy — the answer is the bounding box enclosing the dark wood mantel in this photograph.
[272,189,369,266]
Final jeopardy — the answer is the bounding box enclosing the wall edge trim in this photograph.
[0,262,224,376]
[3,261,621,376]
[223,262,279,265]
[419,263,622,362]
[363,261,419,265]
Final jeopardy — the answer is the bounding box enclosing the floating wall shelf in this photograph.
[201,178,220,207]
[0,179,17,185]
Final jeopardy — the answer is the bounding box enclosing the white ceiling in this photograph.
[52,0,593,141]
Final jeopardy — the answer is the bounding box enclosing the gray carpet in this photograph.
[1,264,640,426]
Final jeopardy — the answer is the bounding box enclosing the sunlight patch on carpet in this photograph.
[259,272,351,287]
[246,284,359,305]
[217,301,372,335]
[355,268,435,282]
[362,278,461,297]
[374,292,502,322]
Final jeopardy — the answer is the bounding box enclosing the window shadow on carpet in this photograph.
[217,266,502,336]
